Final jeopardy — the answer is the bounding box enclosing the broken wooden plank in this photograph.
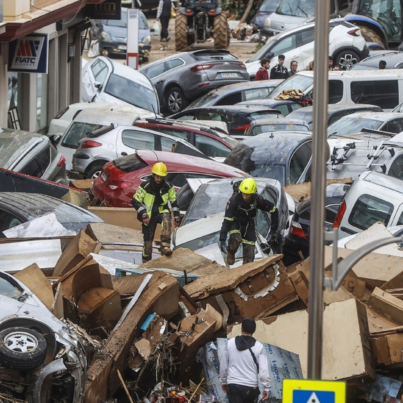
[368,287,403,326]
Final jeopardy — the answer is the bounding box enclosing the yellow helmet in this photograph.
[152,162,168,177]
[239,178,257,194]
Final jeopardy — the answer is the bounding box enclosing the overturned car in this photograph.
[0,272,86,402]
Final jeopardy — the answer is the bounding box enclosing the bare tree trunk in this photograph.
[238,0,255,25]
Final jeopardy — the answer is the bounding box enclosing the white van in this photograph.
[333,171,403,239]
[268,70,403,110]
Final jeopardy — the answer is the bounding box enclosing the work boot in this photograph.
[227,251,235,266]
[243,244,255,264]
[160,38,167,42]
[160,246,172,256]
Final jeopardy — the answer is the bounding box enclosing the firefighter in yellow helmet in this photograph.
[219,178,279,265]
[131,162,180,263]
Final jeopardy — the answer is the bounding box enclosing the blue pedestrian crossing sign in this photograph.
[283,379,346,403]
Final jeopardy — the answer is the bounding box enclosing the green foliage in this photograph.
[222,0,260,22]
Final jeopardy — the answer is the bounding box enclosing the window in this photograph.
[20,147,51,177]
[142,62,166,79]
[160,136,176,152]
[275,104,290,116]
[166,59,184,70]
[194,134,230,157]
[121,130,155,150]
[388,157,403,180]
[325,204,339,223]
[289,142,312,184]
[397,211,403,226]
[299,28,314,46]
[91,59,108,84]
[328,80,343,104]
[0,210,23,232]
[349,194,393,230]
[290,103,303,112]
[350,80,398,109]
[256,189,276,237]
[243,88,271,101]
[140,12,148,30]
[198,111,224,121]
[270,34,297,56]
[216,92,242,106]
[62,122,103,148]
[383,119,403,134]
[157,128,189,141]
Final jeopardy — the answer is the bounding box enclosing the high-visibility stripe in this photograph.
[270,206,276,213]
[224,217,234,221]
[242,239,255,245]
[229,229,240,235]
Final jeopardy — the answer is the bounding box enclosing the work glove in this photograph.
[142,213,150,225]
[174,217,180,227]
[220,241,228,255]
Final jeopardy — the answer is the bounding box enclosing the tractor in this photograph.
[175,0,230,51]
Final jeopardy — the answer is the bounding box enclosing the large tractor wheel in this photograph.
[175,13,188,51]
[357,26,384,46]
[214,14,229,49]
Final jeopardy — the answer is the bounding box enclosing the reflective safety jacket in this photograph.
[219,192,278,242]
[131,179,179,219]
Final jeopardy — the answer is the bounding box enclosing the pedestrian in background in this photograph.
[270,54,288,79]
[379,60,387,69]
[220,317,270,403]
[328,55,335,71]
[156,0,172,42]
[255,58,270,81]
[288,60,298,76]
[307,60,314,71]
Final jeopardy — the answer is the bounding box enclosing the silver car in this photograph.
[72,125,207,179]
[0,128,67,184]
[0,271,86,402]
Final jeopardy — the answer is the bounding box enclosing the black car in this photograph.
[140,50,250,114]
[351,51,403,70]
[169,105,282,136]
[237,98,307,116]
[224,132,312,186]
[287,103,383,129]
[0,192,103,235]
[187,80,284,109]
[283,183,350,265]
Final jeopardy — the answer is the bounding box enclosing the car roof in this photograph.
[0,192,103,227]
[249,118,309,126]
[207,79,284,94]
[295,103,383,113]
[335,112,403,120]
[355,51,403,68]
[360,171,403,194]
[228,132,312,164]
[136,150,248,176]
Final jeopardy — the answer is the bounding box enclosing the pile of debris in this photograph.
[2,217,403,402]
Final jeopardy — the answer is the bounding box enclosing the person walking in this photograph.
[131,162,180,263]
[219,178,279,265]
[288,60,298,76]
[220,317,270,403]
[270,54,288,79]
[255,58,270,81]
[156,0,172,42]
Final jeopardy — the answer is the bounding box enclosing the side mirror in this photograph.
[49,134,61,144]
[267,52,274,59]
[94,81,103,91]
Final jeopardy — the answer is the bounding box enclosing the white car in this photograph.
[82,56,160,113]
[245,19,369,78]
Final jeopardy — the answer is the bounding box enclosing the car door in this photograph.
[82,58,110,102]
[296,27,314,71]
[116,128,156,157]
[288,141,312,184]
[143,61,167,100]
[388,155,403,180]
[267,32,300,70]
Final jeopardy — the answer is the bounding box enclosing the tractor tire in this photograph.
[175,14,188,51]
[357,26,384,46]
[214,14,229,49]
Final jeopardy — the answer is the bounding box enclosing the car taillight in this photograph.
[239,63,247,69]
[190,63,214,72]
[108,180,134,190]
[347,28,360,37]
[290,221,306,239]
[57,156,66,167]
[186,9,193,16]
[81,140,102,148]
[233,123,250,132]
[333,200,346,229]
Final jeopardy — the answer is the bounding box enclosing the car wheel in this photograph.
[334,49,361,70]
[0,327,47,370]
[166,87,187,114]
[86,162,106,179]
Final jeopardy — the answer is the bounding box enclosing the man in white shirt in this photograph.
[220,318,270,403]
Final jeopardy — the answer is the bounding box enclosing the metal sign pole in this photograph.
[307,0,331,380]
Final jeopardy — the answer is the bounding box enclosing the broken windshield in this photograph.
[327,117,383,137]
[267,74,313,99]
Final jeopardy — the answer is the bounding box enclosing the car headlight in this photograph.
[101,32,112,40]
[264,17,271,28]
[142,35,151,44]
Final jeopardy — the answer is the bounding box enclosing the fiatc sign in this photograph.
[8,34,49,73]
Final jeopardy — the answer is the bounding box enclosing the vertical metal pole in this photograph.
[307,0,330,379]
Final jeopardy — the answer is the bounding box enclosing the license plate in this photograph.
[101,171,108,181]
[220,73,239,78]
[118,45,127,50]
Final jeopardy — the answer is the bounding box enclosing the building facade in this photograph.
[0,0,108,133]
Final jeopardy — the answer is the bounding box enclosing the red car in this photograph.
[92,150,248,207]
